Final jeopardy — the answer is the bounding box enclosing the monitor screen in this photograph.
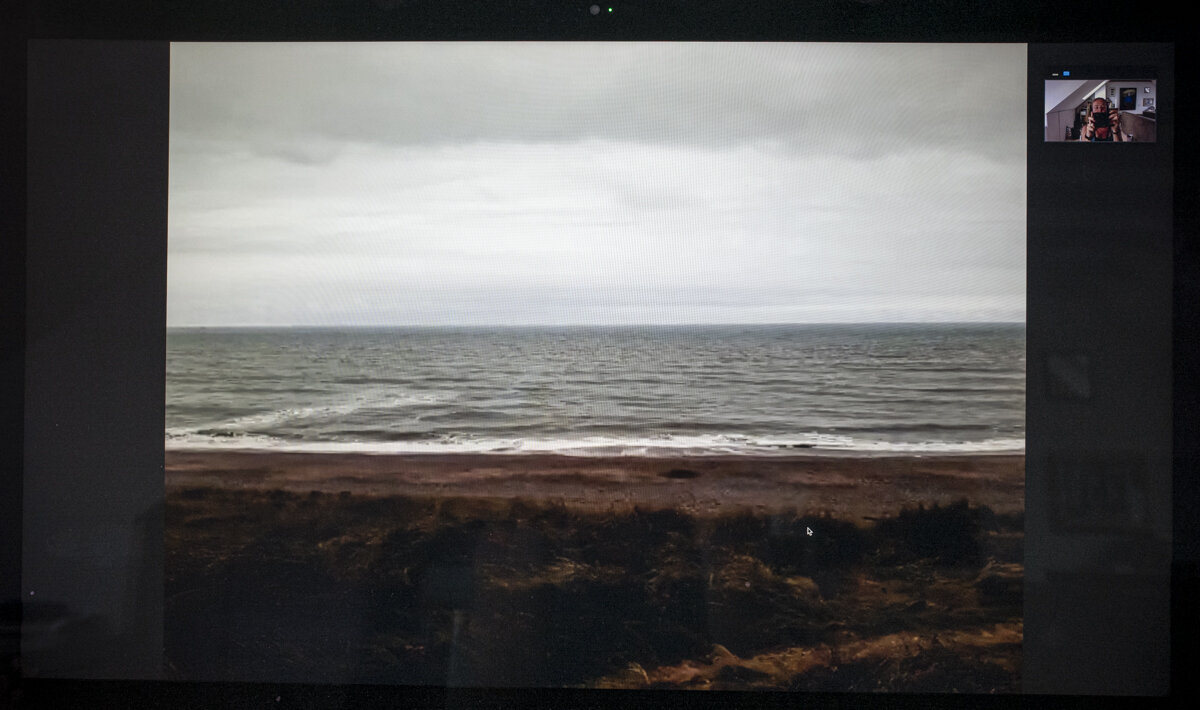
[164,42,1026,690]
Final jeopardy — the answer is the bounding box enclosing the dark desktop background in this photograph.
[3,1,1196,708]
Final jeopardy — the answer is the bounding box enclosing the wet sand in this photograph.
[165,450,1024,521]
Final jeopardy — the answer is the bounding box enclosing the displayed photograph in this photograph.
[166,43,1026,691]
[1044,77,1157,142]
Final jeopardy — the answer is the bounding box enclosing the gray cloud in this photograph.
[171,43,1024,162]
[168,42,1026,327]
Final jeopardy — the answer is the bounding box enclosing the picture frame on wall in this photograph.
[1121,87,1137,110]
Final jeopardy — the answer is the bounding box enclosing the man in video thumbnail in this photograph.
[1080,97,1123,142]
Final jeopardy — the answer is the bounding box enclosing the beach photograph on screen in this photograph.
[165,43,1026,691]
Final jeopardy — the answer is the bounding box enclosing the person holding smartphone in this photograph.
[1080,96,1123,141]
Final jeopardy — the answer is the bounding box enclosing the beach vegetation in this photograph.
[166,488,1022,690]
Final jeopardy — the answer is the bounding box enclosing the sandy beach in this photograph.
[165,450,1024,520]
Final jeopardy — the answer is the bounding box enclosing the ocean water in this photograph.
[165,324,1025,456]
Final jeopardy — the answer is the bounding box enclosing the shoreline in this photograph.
[165,449,1024,519]
[165,444,1025,457]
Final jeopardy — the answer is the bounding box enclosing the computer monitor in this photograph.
[9,1,1187,706]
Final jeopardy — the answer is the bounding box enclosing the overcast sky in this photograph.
[168,43,1026,326]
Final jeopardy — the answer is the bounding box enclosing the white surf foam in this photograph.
[164,431,1025,456]
[182,390,455,434]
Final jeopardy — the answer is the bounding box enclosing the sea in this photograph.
[165,324,1025,456]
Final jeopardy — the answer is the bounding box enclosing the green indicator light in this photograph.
[608,7,613,11]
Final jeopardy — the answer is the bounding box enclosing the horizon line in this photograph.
[167,320,1027,329]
